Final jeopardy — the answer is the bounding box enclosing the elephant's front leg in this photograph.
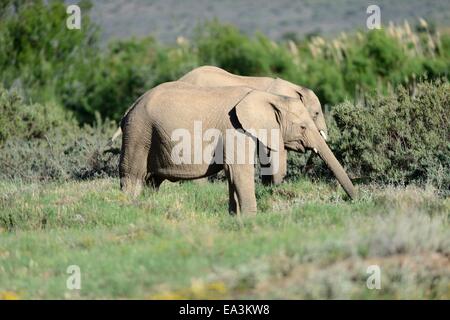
[225,164,257,215]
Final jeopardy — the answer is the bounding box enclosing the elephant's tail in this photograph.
[102,127,122,155]
[103,92,147,152]
[104,90,153,158]
[109,127,122,146]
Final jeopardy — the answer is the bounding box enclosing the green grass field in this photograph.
[0,178,448,299]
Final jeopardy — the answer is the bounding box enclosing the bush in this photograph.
[0,124,119,182]
[0,2,449,188]
[1,79,448,191]
[290,80,449,191]
[0,0,99,107]
[59,37,158,122]
[195,21,296,76]
[1,1,449,123]
[0,86,74,146]
[0,87,119,182]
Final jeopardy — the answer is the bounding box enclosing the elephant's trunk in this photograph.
[313,130,356,199]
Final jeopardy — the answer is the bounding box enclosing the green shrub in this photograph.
[0,86,74,146]
[0,124,119,182]
[292,80,449,191]
[1,1,449,123]
[196,21,266,75]
[196,21,297,77]
[59,37,158,122]
[0,0,99,106]
[0,2,449,188]
[0,87,119,182]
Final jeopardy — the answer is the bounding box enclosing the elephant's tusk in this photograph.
[313,147,318,154]
[320,130,327,141]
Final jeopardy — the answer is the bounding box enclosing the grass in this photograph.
[0,178,448,299]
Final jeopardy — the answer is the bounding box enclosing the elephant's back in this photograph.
[180,66,274,90]
[137,83,253,150]
[145,82,253,123]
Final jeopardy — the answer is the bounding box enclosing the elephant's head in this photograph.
[298,87,328,140]
[235,91,356,199]
[270,79,328,141]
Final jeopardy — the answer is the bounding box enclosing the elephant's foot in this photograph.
[261,174,284,186]
[228,202,256,216]
[238,206,257,216]
[120,176,144,198]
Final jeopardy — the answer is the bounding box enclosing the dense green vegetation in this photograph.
[1,1,449,122]
[0,1,449,189]
[288,80,450,190]
[0,87,117,182]
[0,1,448,300]
[1,79,448,189]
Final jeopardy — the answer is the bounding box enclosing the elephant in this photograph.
[179,66,327,140]
[179,66,329,184]
[110,66,327,184]
[119,81,355,215]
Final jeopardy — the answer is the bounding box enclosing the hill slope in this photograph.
[77,0,450,42]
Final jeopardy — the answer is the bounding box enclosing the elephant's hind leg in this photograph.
[225,168,238,214]
[119,134,151,198]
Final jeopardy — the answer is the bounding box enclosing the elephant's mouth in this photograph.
[285,141,305,153]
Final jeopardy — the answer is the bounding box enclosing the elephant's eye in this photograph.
[300,125,307,133]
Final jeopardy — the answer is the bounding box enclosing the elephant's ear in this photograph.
[296,90,305,104]
[235,91,282,151]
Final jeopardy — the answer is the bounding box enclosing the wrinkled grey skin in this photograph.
[110,66,327,185]
[119,81,355,215]
[179,66,328,185]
